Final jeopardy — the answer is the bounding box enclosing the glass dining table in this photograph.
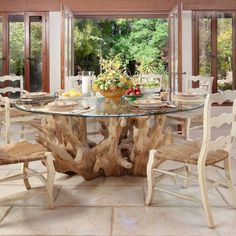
[15,96,204,180]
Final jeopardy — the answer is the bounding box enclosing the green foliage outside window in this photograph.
[73,18,168,76]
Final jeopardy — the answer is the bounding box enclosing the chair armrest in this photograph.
[22,90,30,95]
[0,94,10,109]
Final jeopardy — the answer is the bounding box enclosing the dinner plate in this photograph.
[132,99,168,108]
[59,95,83,101]
[176,93,205,97]
[46,101,78,109]
[22,92,49,98]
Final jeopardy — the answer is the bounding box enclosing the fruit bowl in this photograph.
[99,88,126,100]
[124,94,143,101]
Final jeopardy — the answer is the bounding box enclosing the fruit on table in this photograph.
[143,81,160,88]
[62,89,82,97]
[125,86,143,96]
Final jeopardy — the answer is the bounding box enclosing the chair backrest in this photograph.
[185,75,213,95]
[199,90,236,165]
[0,75,24,103]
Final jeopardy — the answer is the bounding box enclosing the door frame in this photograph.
[61,4,74,89]
[192,11,236,93]
[168,2,183,94]
[0,11,49,92]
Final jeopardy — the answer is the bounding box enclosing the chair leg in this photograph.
[145,149,157,205]
[198,164,215,228]
[22,162,31,190]
[224,158,236,208]
[183,117,191,140]
[21,122,25,139]
[44,153,55,210]
[182,165,191,189]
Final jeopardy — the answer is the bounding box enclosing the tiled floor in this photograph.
[0,107,236,236]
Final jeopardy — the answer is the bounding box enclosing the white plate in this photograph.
[132,99,168,108]
[23,92,49,98]
[59,95,83,100]
[46,101,78,109]
[142,87,161,94]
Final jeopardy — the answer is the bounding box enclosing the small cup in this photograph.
[160,92,169,101]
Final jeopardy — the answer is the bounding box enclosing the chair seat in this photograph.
[167,112,203,123]
[156,140,229,166]
[0,108,32,120]
[0,141,47,165]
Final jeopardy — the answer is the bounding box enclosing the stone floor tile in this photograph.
[55,173,105,186]
[56,186,145,207]
[0,185,60,206]
[0,206,11,223]
[0,206,111,235]
[104,176,147,186]
[4,171,104,187]
[143,185,230,207]
[112,206,222,236]
[0,170,12,178]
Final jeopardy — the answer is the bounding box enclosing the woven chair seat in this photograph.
[0,108,32,121]
[0,141,47,165]
[167,112,203,122]
[156,140,228,166]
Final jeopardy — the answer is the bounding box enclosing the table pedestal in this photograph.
[35,115,173,180]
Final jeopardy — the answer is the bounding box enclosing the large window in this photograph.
[0,12,49,92]
[73,17,168,78]
[193,11,236,92]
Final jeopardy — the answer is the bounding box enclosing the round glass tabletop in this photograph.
[14,96,204,118]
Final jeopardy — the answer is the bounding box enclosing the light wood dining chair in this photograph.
[167,75,213,139]
[0,75,39,143]
[146,90,236,228]
[0,140,55,209]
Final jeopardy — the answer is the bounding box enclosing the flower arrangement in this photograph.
[93,55,133,97]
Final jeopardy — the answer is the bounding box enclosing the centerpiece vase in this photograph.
[99,88,125,100]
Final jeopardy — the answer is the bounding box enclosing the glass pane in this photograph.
[0,16,3,76]
[8,15,24,98]
[30,16,43,92]
[9,15,24,76]
[199,16,211,76]
[73,18,168,77]
[217,13,233,92]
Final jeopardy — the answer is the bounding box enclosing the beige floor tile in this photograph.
[0,206,11,222]
[104,176,147,186]
[112,206,222,236]
[0,206,111,235]
[56,185,145,207]
[0,170,12,178]
[4,171,104,187]
[0,185,60,207]
[144,185,229,207]
[55,173,104,186]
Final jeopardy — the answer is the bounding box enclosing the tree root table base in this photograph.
[35,115,173,180]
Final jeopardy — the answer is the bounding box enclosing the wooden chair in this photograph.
[0,75,39,143]
[167,75,213,139]
[145,90,236,228]
[0,140,55,209]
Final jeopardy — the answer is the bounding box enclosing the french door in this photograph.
[168,2,183,94]
[0,12,48,92]
[61,5,74,89]
[193,12,236,92]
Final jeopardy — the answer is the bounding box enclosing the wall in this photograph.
[49,12,61,93]
[1,0,236,12]
[182,10,192,92]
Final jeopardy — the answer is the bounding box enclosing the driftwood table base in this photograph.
[35,115,173,180]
